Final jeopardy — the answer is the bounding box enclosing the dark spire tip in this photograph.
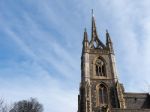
[84,28,87,32]
[106,29,108,33]
[92,9,94,17]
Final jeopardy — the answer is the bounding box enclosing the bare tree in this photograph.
[10,98,43,112]
[0,98,10,112]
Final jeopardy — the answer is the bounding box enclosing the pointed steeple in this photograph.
[83,28,88,42]
[91,9,98,41]
[82,28,89,53]
[89,9,105,49]
[106,29,112,43]
[106,30,114,53]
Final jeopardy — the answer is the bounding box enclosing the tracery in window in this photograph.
[99,84,108,105]
[95,57,106,76]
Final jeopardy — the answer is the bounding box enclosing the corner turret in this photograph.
[106,30,114,54]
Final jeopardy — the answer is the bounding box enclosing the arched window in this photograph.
[95,57,106,76]
[99,84,108,105]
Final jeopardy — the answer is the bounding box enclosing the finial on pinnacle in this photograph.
[84,28,87,32]
[106,29,112,43]
[106,29,108,33]
[92,9,94,17]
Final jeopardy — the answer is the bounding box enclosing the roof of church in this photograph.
[124,92,149,98]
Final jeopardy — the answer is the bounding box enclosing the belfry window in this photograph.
[95,58,106,76]
[99,84,108,105]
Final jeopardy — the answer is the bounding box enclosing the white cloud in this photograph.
[0,2,80,111]
[0,59,78,112]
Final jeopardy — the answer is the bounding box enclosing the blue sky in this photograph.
[1,0,150,112]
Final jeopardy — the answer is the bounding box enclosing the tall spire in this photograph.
[91,9,98,41]
[89,9,105,48]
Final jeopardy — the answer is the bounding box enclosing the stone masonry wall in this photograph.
[112,109,150,112]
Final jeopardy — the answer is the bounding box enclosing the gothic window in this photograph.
[95,58,106,76]
[99,84,108,105]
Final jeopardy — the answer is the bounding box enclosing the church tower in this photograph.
[78,11,126,112]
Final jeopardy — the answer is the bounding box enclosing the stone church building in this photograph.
[77,13,150,112]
